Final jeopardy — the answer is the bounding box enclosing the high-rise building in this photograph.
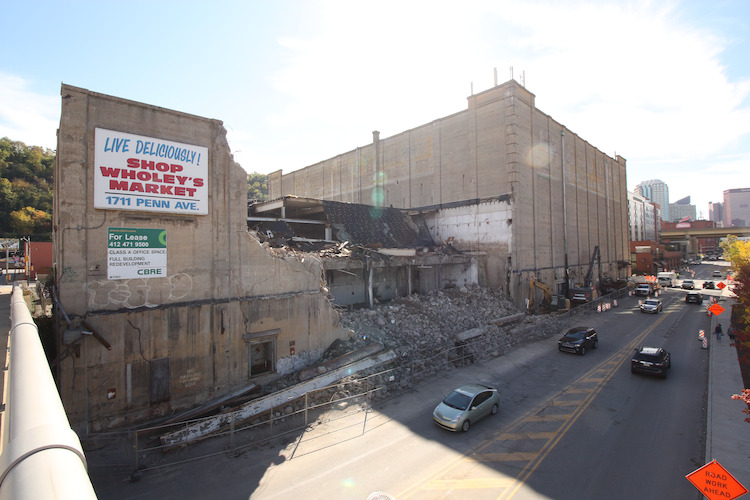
[669,196,696,222]
[708,201,723,225]
[635,179,670,221]
[628,191,658,241]
[724,188,750,227]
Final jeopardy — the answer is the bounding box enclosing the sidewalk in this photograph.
[706,293,750,488]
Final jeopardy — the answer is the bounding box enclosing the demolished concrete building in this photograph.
[248,196,480,307]
[268,80,631,306]
[52,86,356,433]
[52,85,479,434]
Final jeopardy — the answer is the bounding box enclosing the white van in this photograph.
[657,272,677,288]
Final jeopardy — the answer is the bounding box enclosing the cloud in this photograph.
[0,73,59,149]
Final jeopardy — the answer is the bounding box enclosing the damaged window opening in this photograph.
[243,329,280,378]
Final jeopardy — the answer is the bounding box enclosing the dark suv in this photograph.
[685,291,703,304]
[631,346,671,378]
[558,326,598,355]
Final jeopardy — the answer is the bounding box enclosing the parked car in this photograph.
[432,384,500,432]
[640,298,663,314]
[712,270,722,277]
[703,280,715,289]
[681,279,695,289]
[634,284,652,296]
[631,346,671,378]
[685,291,703,304]
[558,326,598,355]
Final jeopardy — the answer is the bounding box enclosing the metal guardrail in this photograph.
[0,285,97,499]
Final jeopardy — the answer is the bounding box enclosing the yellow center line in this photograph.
[498,314,671,499]
[398,312,672,500]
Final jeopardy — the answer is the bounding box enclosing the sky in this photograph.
[1,0,749,219]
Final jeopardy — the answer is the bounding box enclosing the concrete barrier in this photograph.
[0,285,96,500]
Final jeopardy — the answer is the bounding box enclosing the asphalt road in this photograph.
[92,271,724,500]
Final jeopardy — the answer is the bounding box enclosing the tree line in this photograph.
[0,137,54,240]
[0,137,270,243]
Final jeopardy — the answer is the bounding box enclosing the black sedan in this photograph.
[703,280,715,289]
[631,346,671,378]
[558,326,598,355]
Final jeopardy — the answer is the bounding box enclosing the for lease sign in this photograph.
[107,227,167,280]
[94,128,208,215]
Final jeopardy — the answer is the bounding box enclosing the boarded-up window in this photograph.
[150,357,170,403]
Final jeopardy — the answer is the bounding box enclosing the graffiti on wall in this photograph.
[86,272,193,309]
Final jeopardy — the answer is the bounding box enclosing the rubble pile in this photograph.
[255,285,566,426]
[267,285,564,401]
[330,284,565,392]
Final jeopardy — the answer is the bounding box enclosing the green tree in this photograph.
[722,236,750,419]
[247,172,269,201]
[0,137,54,240]
[10,207,51,235]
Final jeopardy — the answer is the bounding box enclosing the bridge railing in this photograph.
[0,285,97,499]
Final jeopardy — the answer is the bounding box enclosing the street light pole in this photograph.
[21,236,30,283]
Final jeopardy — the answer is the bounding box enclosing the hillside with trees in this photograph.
[0,137,54,240]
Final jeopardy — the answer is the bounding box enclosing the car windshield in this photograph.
[565,331,586,340]
[443,391,472,410]
[645,300,658,305]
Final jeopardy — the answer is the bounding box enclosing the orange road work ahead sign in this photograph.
[709,303,726,316]
[717,282,727,290]
[686,460,748,500]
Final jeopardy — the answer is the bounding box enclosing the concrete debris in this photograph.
[336,284,561,362]
[267,284,563,399]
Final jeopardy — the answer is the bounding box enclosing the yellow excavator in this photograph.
[529,277,570,313]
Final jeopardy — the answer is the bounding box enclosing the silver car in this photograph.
[640,298,663,313]
[433,384,500,432]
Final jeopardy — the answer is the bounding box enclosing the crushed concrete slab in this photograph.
[160,350,397,447]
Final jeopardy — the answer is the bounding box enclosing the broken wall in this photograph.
[54,85,346,433]
[268,80,629,306]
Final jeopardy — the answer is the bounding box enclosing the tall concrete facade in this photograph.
[54,85,345,432]
[269,81,630,303]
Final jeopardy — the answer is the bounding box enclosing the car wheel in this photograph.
[579,346,586,356]
[491,403,498,416]
[631,366,636,373]
[593,339,598,350]
[461,420,470,432]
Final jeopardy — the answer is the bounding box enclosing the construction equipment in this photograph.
[529,277,569,313]
[568,246,601,303]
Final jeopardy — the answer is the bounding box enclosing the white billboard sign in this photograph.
[94,128,208,215]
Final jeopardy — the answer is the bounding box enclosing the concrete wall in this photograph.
[270,80,630,306]
[54,85,346,432]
